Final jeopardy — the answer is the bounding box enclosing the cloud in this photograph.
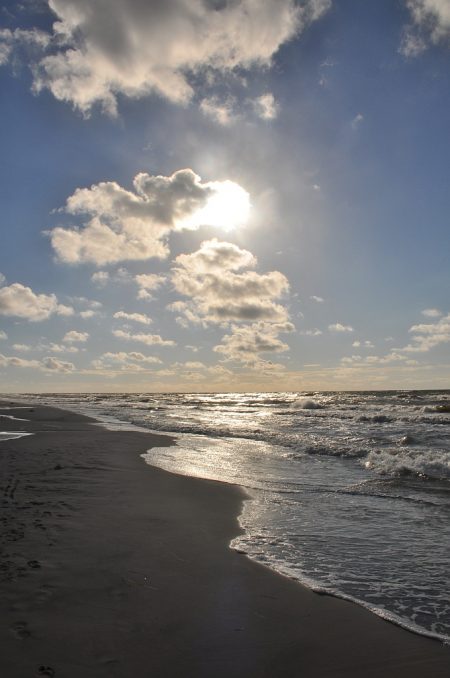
[401,0,450,55]
[112,329,176,347]
[0,282,74,321]
[12,344,31,352]
[310,295,324,303]
[0,273,5,285]
[214,321,293,365]
[113,311,152,325]
[328,323,354,333]
[63,330,89,342]
[0,353,75,372]
[171,238,290,325]
[91,271,109,286]
[0,330,7,340]
[0,27,50,67]
[421,308,442,317]
[79,309,98,319]
[398,312,450,352]
[49,169,249,264]
[91,351,162,371]
[11,340,78,354]
[299,328,322,336]
[0,30,13,66]
[135,273,166,300]
[55,303,75,316]
[341,353,419,367]
[351,113,364,129]
[353,339,375,348]
[200,96,237,125]
[20,0,330,115]
[252,93,279,120]
[40,356,75,372]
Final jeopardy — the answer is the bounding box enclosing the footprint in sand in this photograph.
[11,621,31,639]
[27,559,41,569]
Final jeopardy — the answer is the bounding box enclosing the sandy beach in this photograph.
[1,401,449,677]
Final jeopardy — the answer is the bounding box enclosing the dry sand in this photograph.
[1,401,449,677]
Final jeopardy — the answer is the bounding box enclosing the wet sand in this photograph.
[1,401,449,677]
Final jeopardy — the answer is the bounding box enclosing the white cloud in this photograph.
[135,273,166,300]
[49,169,249,264]
[40,356,75,372]
[113,311,152,325]
[399,29,427,56]
[421,308,442,317]
[63,330,89,343]
[0,27,50,67]
[0,282,74,321]
[0,330,7,340]
[341,352,418,366]
[401,0,450,56]
[351,113,364,129]
[56,303,75,316]
[252,92,279,120]
[43,342,79,353]
[214,321,293,365]
[113,329,176,347]
[91,351,162,370]
[171,238,290,325]
[0,353,74,372]
[299,328,322,336]
[328,323,354,333]
[79,309,98,319]
[0,30,13,66]
[200,96,236,126]
[398,313,450,352]
[12,344,31,352]
[0,273,5,286]
[353,339,375,348]
[310,295,324,303]
[91,271,109,286]
[24,0,330,115]
[183,361,206,370]
[11,341,78,354]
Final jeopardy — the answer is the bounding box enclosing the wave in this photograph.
[291,398,324,410]
[363,448,450,481]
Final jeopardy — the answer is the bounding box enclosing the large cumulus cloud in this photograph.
[49,169,248,265]
[171,238,290,325]
[0,282,74,321]
[24,0,330,115]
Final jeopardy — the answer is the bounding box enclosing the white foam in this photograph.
[292,398,323,410]
[0,431,33,441]
[364,448,450,480]
[230,534,450,645]
[0,414,29,422]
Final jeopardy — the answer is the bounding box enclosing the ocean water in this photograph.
[7,390,450,642]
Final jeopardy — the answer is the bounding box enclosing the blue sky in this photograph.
[0,0,449,392]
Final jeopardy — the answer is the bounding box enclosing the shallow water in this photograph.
[10,390,450,642]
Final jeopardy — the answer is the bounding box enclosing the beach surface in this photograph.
[1,402,449,677]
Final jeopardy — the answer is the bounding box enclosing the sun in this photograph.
[200,181,251,231]
[180,180,251,232]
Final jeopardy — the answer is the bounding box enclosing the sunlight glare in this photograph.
[181,180,251,232]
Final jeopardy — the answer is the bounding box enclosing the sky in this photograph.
[0,0,449,393]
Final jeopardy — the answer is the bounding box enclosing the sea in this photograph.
[3,390,450,643]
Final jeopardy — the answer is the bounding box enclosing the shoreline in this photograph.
[1,401,449,677]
